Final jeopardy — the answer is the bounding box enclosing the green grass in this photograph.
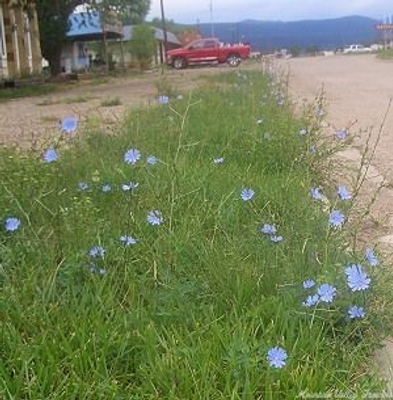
[0,83,58,103]
[0,69,389,399]
[100,97,122,107]
[377,49,393,60]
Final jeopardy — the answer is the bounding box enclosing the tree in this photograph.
[128,24,155,69]
[36,0,151,76]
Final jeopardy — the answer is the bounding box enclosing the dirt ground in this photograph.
[0,66,232,149]
[281,53,393,387]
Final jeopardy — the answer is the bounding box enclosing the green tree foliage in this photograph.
[129,24,155,69]
[35,0,151,76]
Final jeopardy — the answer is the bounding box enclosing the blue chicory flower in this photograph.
[43,147,58,163]
[158,95,169,104]
[329,210,345,228]
[213,157,225,164]
[4,217,21,232]
[303,279,316,289]
[147,210,164,226]
[122,182,139,191]
[302,294,320,307]
[90,264,106,275]
[270,235,283,243]
[89,246,105,259]
[124,148,141,165]
[147,156,158,165]
[317,283,337,303]
[101,184,112,193]
[299,128,308,136]
[348,305,365,319]
[345,264,370,292]
[260,224,277,235]
[310,187,323,200]
[267,346,288,369]
[78,182,89,191]
[364,248,379,266]
[309,145,317,154]
[61,116,78,134]
[119,235,138,246]
[336,129,347,140]
[240,188,255,201]
[337,186,352,200]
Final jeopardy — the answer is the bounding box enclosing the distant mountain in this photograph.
[195,16,380,52]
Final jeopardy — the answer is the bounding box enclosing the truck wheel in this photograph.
[227,54,241,67]
[173,57,187,69]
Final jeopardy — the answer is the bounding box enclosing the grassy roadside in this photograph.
[0,68,389,399]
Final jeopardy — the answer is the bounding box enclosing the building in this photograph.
[0,0,42,79]
[63,9,123,72]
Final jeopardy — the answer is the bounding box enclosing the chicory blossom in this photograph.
[78,182,89,191]
[310,187,323,200]
[147,156,158,165]
[329,210,345,228]
[303,279,316,289]
[124,148,141,165]
[336,129,347,140]
[317,283,337,303]
[147,210,164,226]
[337,186,352,200]
[348,305,365,319]
[4,217,21,232]
[270,235,283,243]
[302,294,320,307]
[299,128,308,136]
[122,182,139,191]
[101,184,112,193]
[240,188,255,201]
[89,246,105,259]
[213,157,225,164]
[364,248,379,267]
[119,235,138,246]
[260,224,277,235]
[345,264,370,292]
[267,346,288,369]
[43,147,58,163]
[61,116,78,134]
[158,95,169,104]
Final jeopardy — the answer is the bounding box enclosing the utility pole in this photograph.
[160,0,168,67]
[210,0,214,37]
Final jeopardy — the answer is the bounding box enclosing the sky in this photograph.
[147,0,393,24]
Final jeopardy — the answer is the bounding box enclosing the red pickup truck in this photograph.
[167,38,251,69]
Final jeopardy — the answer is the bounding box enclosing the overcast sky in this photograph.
[147,0,393,24]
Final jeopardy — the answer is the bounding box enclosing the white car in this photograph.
[343,44,372,54]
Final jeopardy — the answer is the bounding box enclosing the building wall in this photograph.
[0,1,42,79]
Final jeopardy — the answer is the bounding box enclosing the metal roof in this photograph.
[122,25,181,45]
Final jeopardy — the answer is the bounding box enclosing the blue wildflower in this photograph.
[348,305,365,319]
[89,246,105,259]
[120,235,138,246]
[122,182,139,191]
[213,157,225,164]
[43,147,58,163]
[260,224,277,235]
[90,264,106,275]
[317,283,337,303]
[158,95,169,104]
[303,279,316,289]
[147,210,164,226]
[364,248,379,266]
[336,129,347,140]
[124,148,141,165]
[61,116,78,134]
[310,145,317,154]
[270,235,283,243]
[4,217,21,232]
[337,186,352,200]
[78,182,89,191]
[329,210,345,228]
[299,128,308,136]
[315,108,325,118]
[147,156,158,165]
[240,188,255,201]
[302,294,320,307]
[256,118,264,125]
[267,346,288,369]
[310,187,323,200]
[345,264,370,292]
[102,184,112,193]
